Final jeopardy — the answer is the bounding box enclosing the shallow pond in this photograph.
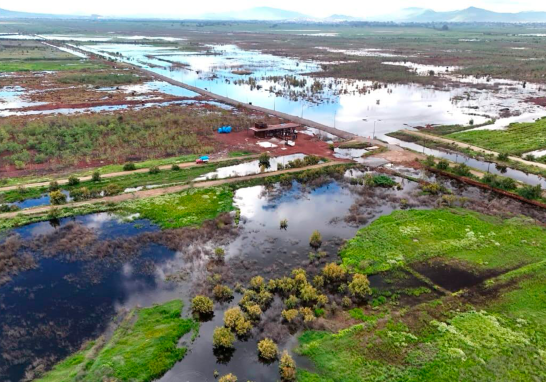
[0,175,428,381]
[74,42,546,139]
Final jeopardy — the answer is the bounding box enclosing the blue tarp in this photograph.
[217,126,232,134]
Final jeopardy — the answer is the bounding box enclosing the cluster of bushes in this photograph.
[482,173,517,191]
[0,106,254,169]
[281,155,321,170]
[48,176,123,204]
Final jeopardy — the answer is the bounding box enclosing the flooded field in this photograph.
[73,41,546,138]
[1,168,543,381]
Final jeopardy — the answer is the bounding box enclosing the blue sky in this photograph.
[2,0,545,18]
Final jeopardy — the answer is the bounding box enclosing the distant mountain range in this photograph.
[372,7,546,23]
[2,6,546,23]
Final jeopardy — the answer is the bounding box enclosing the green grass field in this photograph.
[340,209,546,274]
[36,300,197,382]
[121,187,234,229]
[0,59,102,72]
[448,117,546,156]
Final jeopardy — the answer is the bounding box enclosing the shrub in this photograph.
[246,304,262,320]
[282,309,299,322]
[123,163,136,171]
[257,290,273,309]
[322,262,346,282]
[103,183,122,196]
[280,219,288,229]
[49,190,67,205]
[191,295,214,315]
[277,277,296,293]
[424,155,436,167]
[284,295,299,309]
[92,171,101,182]
[234,317,252,336]
[497,152,509,161]
[224,307,245,330]
[219,373,238,382]
[49,181,60,192]
[313,275,325,288]
[517,184,543,200]
[300,284,319,303]
[258,338,278,360]
[70,187,91,201]
[348,274,372,299]
[421,182,442,195]
[214,247,225,261]
[316,294,329,307]
[299,307,316,322]
[171,164,181,171]
[67,175,80,186]
[213,327,235,348]
[279,351,297,381]
[372,175,396,187]
[258,152,271,168]
[341,296,353,309]
[436,159,449,170]
[149,166,160,174]
[213,285,233,301]
[453,163,471,177]
[309,230,322,249]
[250,276,265,291]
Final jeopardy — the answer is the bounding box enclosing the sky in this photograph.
[2,0,546,18]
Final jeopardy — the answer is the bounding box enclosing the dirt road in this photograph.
[402,130,546,171]
[0,155,259,193]
[0,161,344,219]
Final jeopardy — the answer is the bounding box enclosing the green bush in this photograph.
[171,164,180,171]
[149,166,160,175]
[92,171,101,182]
[213,327,235,349]
[309,230,322,249]
[67,176,80,186]
[436,159,450,170]
[258,338,278,360]
[191,295,214,315]
[123,163,136,171]
[279,351,296,381]
[49,190,67,205]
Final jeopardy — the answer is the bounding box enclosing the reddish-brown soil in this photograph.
[528,97,546,107]
[212,128,340,160]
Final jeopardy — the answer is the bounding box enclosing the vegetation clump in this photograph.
[123,163,137,171]
[49,190,67,205]
[279,351,297,381]
[213,285,234,301]
[213,327,235,349]
[309,230,323,249]
[218,373,238,382]
[36,300,196,382]
[257,338,278,360]
[191,295,214,315]
[348,274,372,299]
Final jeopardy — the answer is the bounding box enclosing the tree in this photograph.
[213,327,235,348]
[348,274,372,299]
[258,338,278,360]
[191,295,214,315]
[258,152,271,168]
[92,171,101,182]
[279,351,297,381]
